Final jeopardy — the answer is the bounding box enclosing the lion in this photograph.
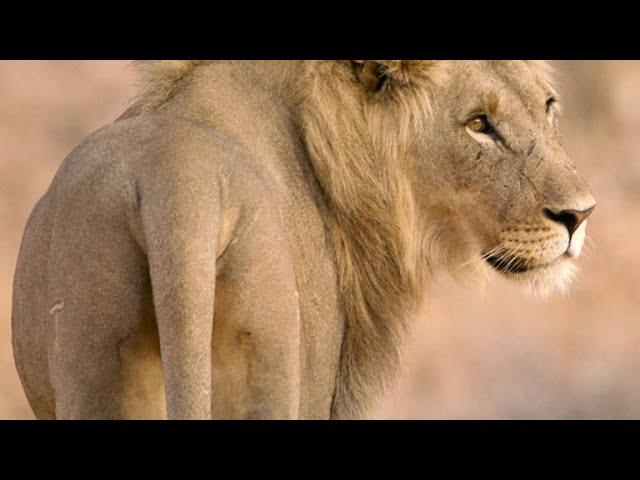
[11,60,596,419]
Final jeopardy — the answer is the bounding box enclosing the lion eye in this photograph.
[466,115,492,134]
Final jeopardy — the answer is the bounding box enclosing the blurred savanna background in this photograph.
[0,61,638,419]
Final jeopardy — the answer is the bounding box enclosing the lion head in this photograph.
[303,60,595,299]
[418,60,595,296]
[300,60,596,416]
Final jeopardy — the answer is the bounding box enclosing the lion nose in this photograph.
[544,205,596,237]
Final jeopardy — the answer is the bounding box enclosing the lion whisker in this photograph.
[448,242,513,274]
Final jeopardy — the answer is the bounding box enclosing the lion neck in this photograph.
[299,62,429,417]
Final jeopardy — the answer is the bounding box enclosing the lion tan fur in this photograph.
[123,60,209,118]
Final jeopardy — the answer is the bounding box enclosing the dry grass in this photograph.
[1,61,638,419]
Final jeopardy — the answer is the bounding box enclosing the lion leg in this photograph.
[46,296,126,419]
[211,197,301,419]
[46,283,167,419]
[13,193,166,419]
[46,281,157,419]
[138,160,222,420]
[52,342,126,419]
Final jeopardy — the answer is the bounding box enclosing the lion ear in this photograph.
[351,60,442,95]
[351,60,392,95]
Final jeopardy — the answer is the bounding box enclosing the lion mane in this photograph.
[298,61,450,417]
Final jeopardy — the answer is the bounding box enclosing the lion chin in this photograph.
[488,256,578,299]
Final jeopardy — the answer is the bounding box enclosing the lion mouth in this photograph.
[484,254,531,274]
[484,252,567,276]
